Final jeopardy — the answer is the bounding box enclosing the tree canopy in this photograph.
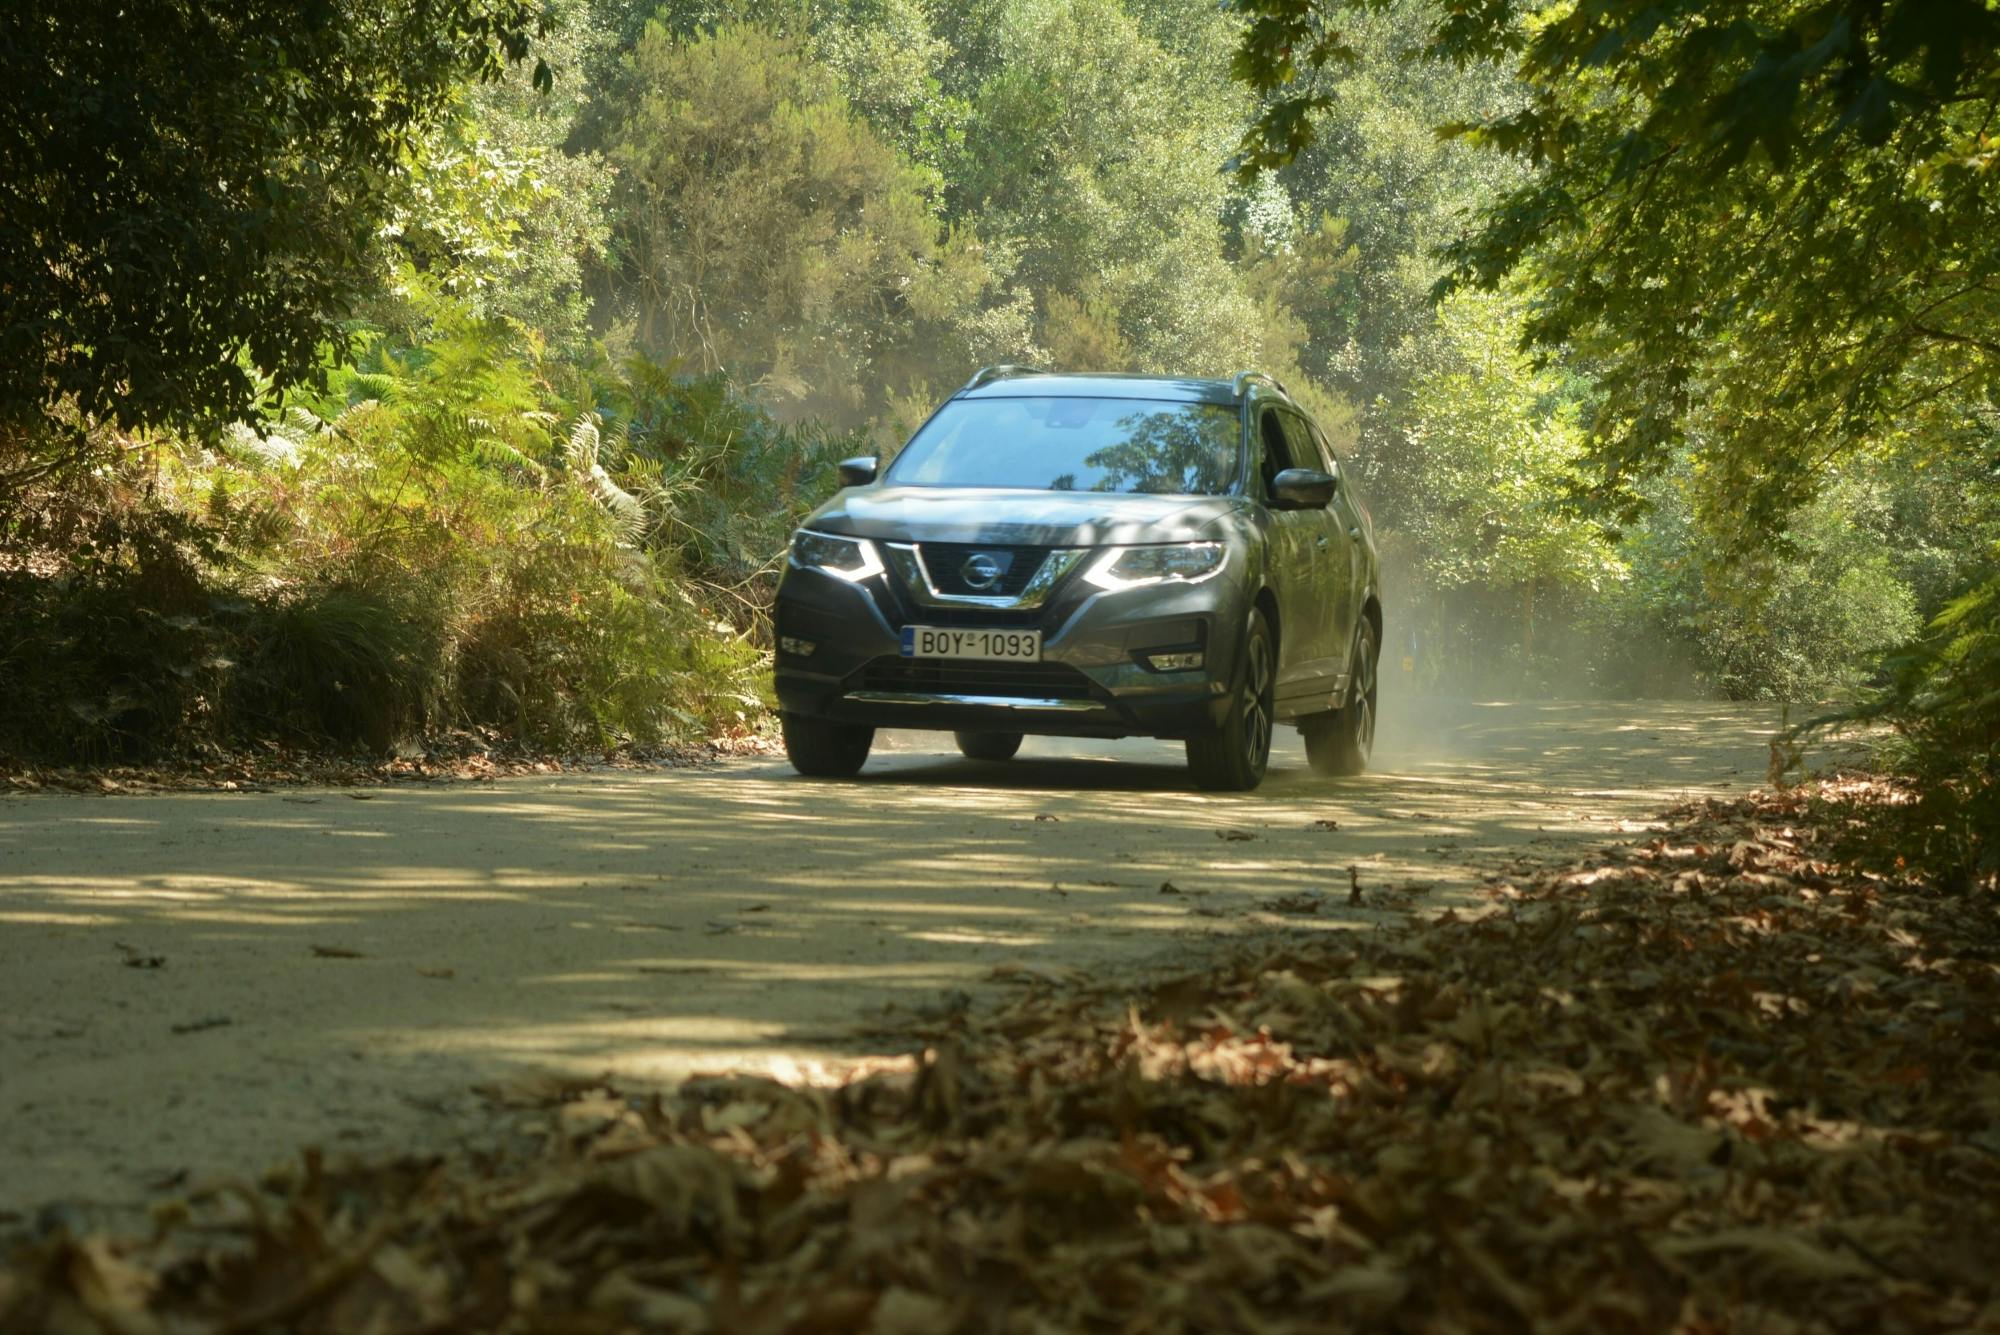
[0,1,548,441]
[1231,0,2000,551]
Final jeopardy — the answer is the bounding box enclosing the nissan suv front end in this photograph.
[773,367,1381,791]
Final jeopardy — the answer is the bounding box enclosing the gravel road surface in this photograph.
[0,697,1781,1228]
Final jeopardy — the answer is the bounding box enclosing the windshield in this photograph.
[886,396,1242,495]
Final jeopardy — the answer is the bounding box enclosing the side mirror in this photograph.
[837,455,879,488]
[1270,467,1336,510]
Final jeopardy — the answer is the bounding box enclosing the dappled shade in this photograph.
[6,778,1994,1330]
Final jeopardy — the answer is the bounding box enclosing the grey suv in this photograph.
[772,367,1381,791]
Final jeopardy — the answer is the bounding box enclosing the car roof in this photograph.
[957,373,1243,406]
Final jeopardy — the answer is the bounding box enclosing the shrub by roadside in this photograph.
[0,463,758,764]
[0,325,864,768]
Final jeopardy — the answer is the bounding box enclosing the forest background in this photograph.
[2,0,1993,871]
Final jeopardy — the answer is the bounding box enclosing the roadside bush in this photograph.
[1594,470,1921,702]
[0,332,779,765]
[240,583,444,751]
[219,380,767,754]
[585,362,866,626]
[0,570,224,763]
[1817,558,2000,892]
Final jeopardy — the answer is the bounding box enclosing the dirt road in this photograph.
[0,698,1780,1228]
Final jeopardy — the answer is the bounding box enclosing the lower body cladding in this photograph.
[772,566,1243,739]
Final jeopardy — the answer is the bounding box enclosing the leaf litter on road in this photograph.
[5,778,1998,1332]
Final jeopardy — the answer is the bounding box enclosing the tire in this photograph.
[954,731,1023,762]
[1302,619,1377,777]
[1186,608,1275,792]
[781,713,874,778]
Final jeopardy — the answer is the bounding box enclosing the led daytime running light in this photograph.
[1083,542,1226,592]
[792,530,884,583]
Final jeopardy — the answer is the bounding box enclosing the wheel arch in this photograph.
[1254,585,1281,659]
[1348,593,1382,707]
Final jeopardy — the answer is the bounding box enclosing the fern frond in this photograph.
[565,412,648,544]
[467,437,549,480]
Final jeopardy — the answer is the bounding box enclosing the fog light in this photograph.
[1145,650,1204,672]
[780,636,818,657]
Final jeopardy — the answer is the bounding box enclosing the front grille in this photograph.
[919,543,1050,597]
[853,657,1099,701]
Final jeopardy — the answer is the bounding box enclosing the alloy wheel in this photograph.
[1243,631,1273,768]
[1352,628,1376,758]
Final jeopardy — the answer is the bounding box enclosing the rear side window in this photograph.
[1279,412,1321,474]
[1304,419,1341,474]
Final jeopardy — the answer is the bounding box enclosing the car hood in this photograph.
[803,486,1243,547]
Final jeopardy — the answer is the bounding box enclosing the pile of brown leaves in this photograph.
[5,781,1997,1332]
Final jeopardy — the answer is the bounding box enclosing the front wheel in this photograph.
[1302,620,1377,777]
[1186,608,1275,792]
[782,714,874,778]
[954,731,1023,762]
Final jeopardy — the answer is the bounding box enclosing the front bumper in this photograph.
[772,555,1242,739]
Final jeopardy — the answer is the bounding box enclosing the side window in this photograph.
[1305,420,1341,476]
[1279,412,1320,475]
[1257,407,1295,498]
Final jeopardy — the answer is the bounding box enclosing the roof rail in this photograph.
[961,363,1048,393]
[1230,370,1292,401]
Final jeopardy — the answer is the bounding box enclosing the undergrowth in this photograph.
[0,316,858,766]
[1808,553,2000,893]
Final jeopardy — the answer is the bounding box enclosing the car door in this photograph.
[1254,404,1319,697]
[1248,401,1328,707]
[1303,416,1364,651]
[1275,409,1347,705]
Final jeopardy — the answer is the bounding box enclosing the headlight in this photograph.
[790,530,884,582]
[1083,542,1227,591]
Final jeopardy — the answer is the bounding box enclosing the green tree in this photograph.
[0,0,548,452]
[1381,290,1624,668]
[1252,2,1524,411]
[603,22,1016,423]
[1230,0,2000,554]
[410,0,615,348]
[590,0,969,188]
[954,0,1272,374]
[1605,466,1922,701]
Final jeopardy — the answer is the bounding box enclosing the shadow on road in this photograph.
[0,696,1783,1220]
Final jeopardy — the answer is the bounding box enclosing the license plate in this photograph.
[900,626,1042,661]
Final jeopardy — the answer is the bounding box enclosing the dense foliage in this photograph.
[1231,0,1999,537]
[1228,0,1998,858]
[2,0,1995,780]
[0,1,547,446]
